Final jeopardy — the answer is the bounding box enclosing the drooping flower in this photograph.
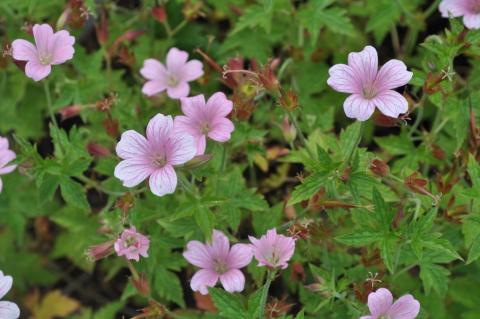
[140,47,203,99]
[11,24,75,81]
[174,93,234,155]
[183,230,253,295]
[114,226,150,261]
[0,137,17,194]
[360,288,420,319]
[0,271,20,319]
[440,0,480,29]
[249,228,296,269]
[327,46,412,121]
[114,113,196,196]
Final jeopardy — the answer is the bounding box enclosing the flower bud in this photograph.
[281,116,296,143]
[279,89,299,111]
[370,159,390,177]
[86,240,115,261]
[58,104,82,121]
[151,6,167,23]
[95,10,109,45]
[87,143,111,157]
[131,273,150,297]
[182,154,213,170]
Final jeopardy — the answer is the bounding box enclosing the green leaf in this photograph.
[59,177,90,211]
[335,231,381,246]
[195,205,216,240]
[288,171,329,205]
[419,262,450,295]
[295,310,305,319]
[209,288,247,319]
[380,235,397,273]
[154,268,185,307]
[38,174,59,206]
[466,235,480,264]
[340,122,362,161]
[372,188,392,231]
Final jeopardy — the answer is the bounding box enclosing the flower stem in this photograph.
[345,121,365,166]
[258,270,276,319]
[287,111,314,158]
[43,80,58,130]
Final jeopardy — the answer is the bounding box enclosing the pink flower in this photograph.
[440,0,480,29]
[174,93,235,155]
[249,228,296,269]
[327,46,412,121]
[360,288,420,319]
[140,47,203,99]
[114,226,150,261]
[0,137,17,194]
[0,271,20,319]
[114,113,196,197]
[11,24,75,81]
[183,230,253,295]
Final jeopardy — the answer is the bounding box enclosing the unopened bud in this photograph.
[86,240,115,261]
[151,6,167,23]
[58,104,82,121]
[279,89,299,111]
[370,159,389,177]
[132,273,150,296]
[87,143,111,157]
[282,115,297,143]
[182,154,213,170]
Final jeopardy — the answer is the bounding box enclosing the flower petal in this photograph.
[140,58,168,80]
[0,137,9,151]
[464,13,480,29]
[0,150,16,169]
[183,240,213,269]
[148,164,177,196]
[114,158,153,187]
[205,92,233,119]
[343,94,375,121]
[11,39,37,61]
[33,24,54,56]
[0,301,20,319]
[208,230,230,261]
[0,179,2,193]
[167,82,190,99]
[146,114,174,147]
[166,47,189,73]
[375,60,412,91]
[0,273,12,299]
[142,80,167,96]
[348,46,378,87]
[50,30,75,64]
[367,288,393,316]
[208,118,234,142]
[227,243,253,269]
[195,135,207,156]
[190,269,219,295]
[439,0,468,18]
[180,60,204,82]
[25,60,51,81]
[180,94,206,118]
[115,130,150,160]
[0,165,17,176]
[219,269,245,293]
[167,132,196,165]
[173,115,201,137]
[372,90,408,119]
[327,64,361,94]
[386,294,420,319]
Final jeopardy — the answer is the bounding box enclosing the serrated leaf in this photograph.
[380,235,397,273]
[288,171,329,205]
[419,262,450,295]
[209,288,247,319]
[59,177,89,210]
[466,235,480,264]
[335,231,381,246]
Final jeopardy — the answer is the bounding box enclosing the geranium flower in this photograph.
[0,137,17,194]
[114,113,196,197]
[174,93,234,155]
[249,228,296,269]
[183,230,252,295]
[140,47,203,99]
[114,226,150,261]
[440,0,480,29]
[0,271,20,319]
[360,288,420,319]
[11,24,75,81]
[327,46,412,121]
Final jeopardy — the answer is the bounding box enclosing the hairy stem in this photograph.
[258,270,276,319]
[43,80,58,130]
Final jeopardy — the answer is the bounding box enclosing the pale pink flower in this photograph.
[114,113,196,197]
[327,46,412,121]
[440,0,480,29]
[183,230,253,295]
[249,228,296,269]
[174,93,234,155]
[11,24,75,81]
[140,47,203,99]
[360,288,420,319]
[114,226,150,261]
[0,137,17,194]
[0,271,20,319]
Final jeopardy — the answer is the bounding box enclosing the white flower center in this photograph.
[379,315,390,319]
[167,73,178,87]
[39,53,52,65]
[124,236,138,248]
[362,84,377,99]
[213,260,229,274]
[266,248,281,266]
[152,154,167,168]
[200,122,211,135]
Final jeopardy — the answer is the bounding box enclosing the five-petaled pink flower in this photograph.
[249,228,295,269]
[360,288,420,319]
[11,24,75,81]
[114,226,150,262]
[183,230,253,295]
[114,113,196,196]
[0,270,20,319]
[327,46,412,121]
[0,137,17,194]
[174,93,235,155]
[440,0,480,29]
[140,47,204,99]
